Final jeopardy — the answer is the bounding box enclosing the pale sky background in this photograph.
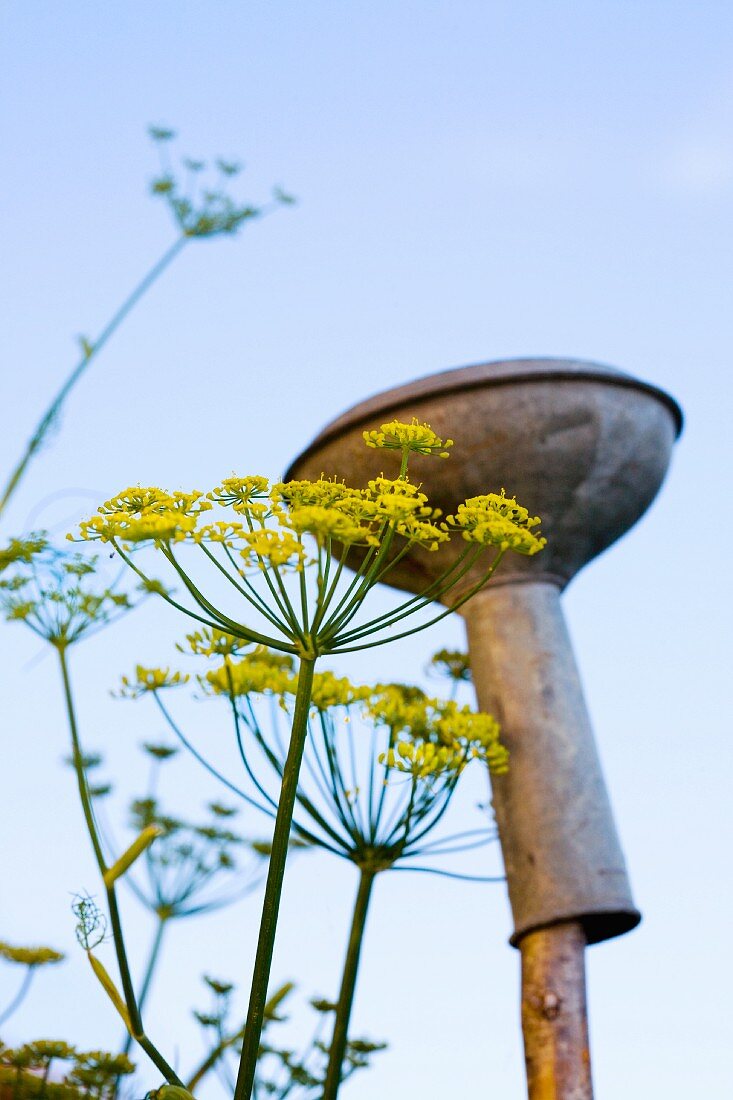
[1,2,732,1097]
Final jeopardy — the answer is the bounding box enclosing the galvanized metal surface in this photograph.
[285,358,681,595]
[462,582,640,945]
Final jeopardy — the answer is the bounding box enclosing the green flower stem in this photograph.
[321,868,376,1100]
[121,916,168,1059]
[331,553,506,654]
[0,236,187,519]
[233,656,316,1100]
[57,646,184,1088]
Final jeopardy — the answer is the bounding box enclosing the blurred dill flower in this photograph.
[0,942,64,967]
[117,666,190,698]
[148,125,295,239]
[185,977,384,1098]
[428,648,471,684]
[0,540,137,648]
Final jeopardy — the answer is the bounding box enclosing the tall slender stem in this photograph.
[0,237,187,518]
[57,646,183,1088]
[233,657,316,1100]
[321,868,376,1100]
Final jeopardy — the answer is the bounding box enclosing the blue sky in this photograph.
[1,3,731,1097]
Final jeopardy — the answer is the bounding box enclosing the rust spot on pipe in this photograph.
[520,922,594,1099]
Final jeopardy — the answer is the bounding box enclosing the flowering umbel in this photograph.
[66,419,543,1100]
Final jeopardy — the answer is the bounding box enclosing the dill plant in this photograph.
[124,643,507,1099]
[67,418,544,1098]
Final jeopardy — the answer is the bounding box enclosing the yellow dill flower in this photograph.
[447,490,546,556]
[363,418,453,458]
[0,534,48,573]
[204,655,294,697]
[272,476,364,510]
[78,510,197,544]
[366,476,427,502]
[380,740,466,779]
[209,476,270,510]
[429,649,471,683]
[195,520,248,544]
[97,486,175,514]
[286,505,379,547]
[308,671,372,710]
[241,529,305,571]
[177,626,249,658]
[366,685,432,737]
[393,515,449,551]
[117,665,189,698]
[0,941,65,967]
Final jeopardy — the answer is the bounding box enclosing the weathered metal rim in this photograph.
[285,357,683,479]
[511,907,643,949]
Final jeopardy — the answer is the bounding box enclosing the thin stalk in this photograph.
[0,237,187,518]
[321,869,376,1100]
[233,657,316,1100]
[57,646,183,1087]
[0,966,34,1027]
[120,916,168,1058]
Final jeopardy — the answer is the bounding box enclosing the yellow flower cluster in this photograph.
[177,627,248,658]
[208,476,270,510]
[375,693,507,778]
[447,490,546,556]
[204,652,294,697]
[309,671,372,710]
[429,648,471,683]
[0,534,48,574]
[73,425,546,593]
[287,504,379,547]
[79,511,197,544]
[363,418,453,458]
[0,941,65,967]
[381,741,466,779]
[75,487,209,546]
[241,529,306,571]
[435,702,508,774]
[117,666,190,698]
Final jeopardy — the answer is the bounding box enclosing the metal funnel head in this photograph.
[286,357,682,593]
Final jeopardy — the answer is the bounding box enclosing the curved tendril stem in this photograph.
[0,966,34,1027]
[152,692,271,816]
[318,713,364,845]
[234,657,316,1100]
[391,865,505,883]
[392,783,458,850]
[0,236,187,519]
[321,868,376,1100]
[239,508,306,641]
